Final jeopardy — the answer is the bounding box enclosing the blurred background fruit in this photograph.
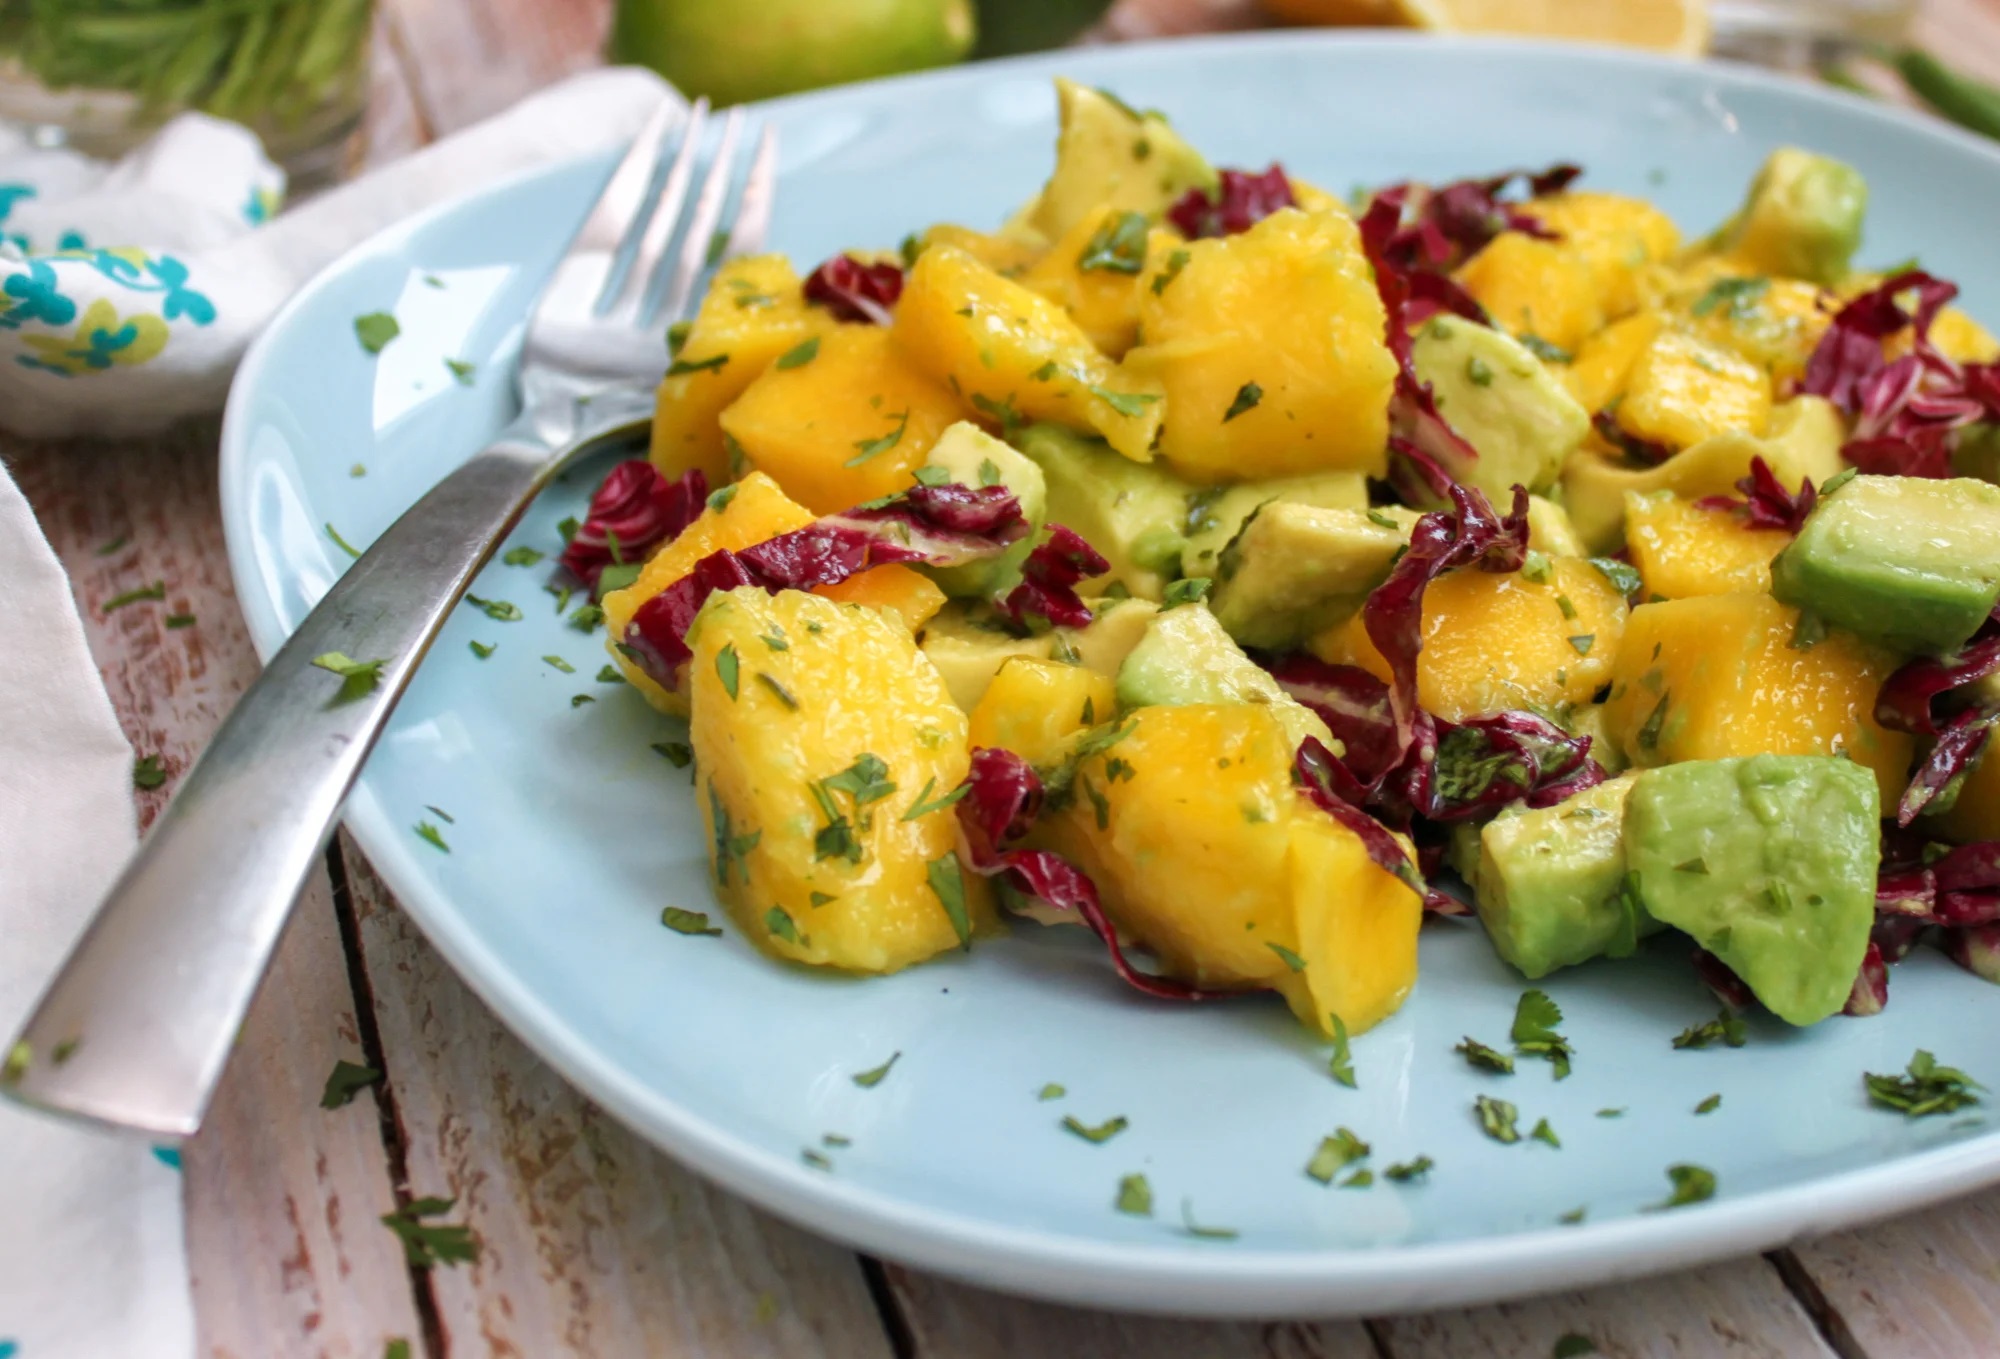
[974,0,1119,56]
[610,0,977,105]
[1260,0,1710,54]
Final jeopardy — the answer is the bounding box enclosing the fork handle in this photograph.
[4,396,651,1139]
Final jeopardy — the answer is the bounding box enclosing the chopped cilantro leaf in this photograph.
[104,580,166,612]
[1673,1010,1748,1050]
[852,1052,901,1088]
[379,1197,477,1267]
[1078,210,1150,274]
[1222,381,1264,423]
[1520,550,1553,584]
[1162,576,1211,608]
[1466,355,1495,387]
[354,312,399,354]
[133,754,168,790]
[902,776,970,820]
[1475,1094,1520,1144]
[1038,1083,1066,1101]
[1267,942,1307,973]
[1456,1037,1516,1074]
[445,358,476,385]
[653,740,693,767]
[716,643,740,699]
[1553,1335,1599,1358]
[542,654,574,674]
[464,594,522,621]
[1649,1163,1717,1210]
[1690,275,1768,319]
[912,465,950,487]
[1339,1168,1373,1189]
[1518,332,1573,364]
[1512,988,1573,1080]
[165,613,196,629]
[1637,691,1671,752]
[927,853,973,948]
[502,545,544,567]
[1530,1117,1561,1148]
[95,533,129,556]
[756,672,800,710]
[1,1040,27,1083]
[661,907,722,937]
[1558,1206,1587,1225]
[414,821,449,852]
[320,1059,384,1109]
[1152,248,1191,295]
[1384,1155,1433,1182]
[1305,1127,1370,1183]
[596,665,625,684]
[1328,1012,1356,1089]
[1115,1172,1153,1216]
[667,353,729,377]
[1567,634,1595,656]
[469,640,495,659]
[1597,1107,1626,1118]
[1063,1114,1129,1144]
[1178,1199,1237,1241]
[801,1148,833,1171]
[312,651,389,702]
[846,409,911,466]
[1865,1049,1983,1117]
[1089,386,1161,418]
[1695,1092,1721,1114]
[765,906,803,945]
[775,336,820,370]
[1588,556,1643,600]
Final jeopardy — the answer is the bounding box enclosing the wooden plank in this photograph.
[364,4,432,167]
[339,841,898,1359]
[887,1267,1381,1358]
[1373,1257,1839,1359]
[6,423,426,1359]
[1782,1191,2000,1359]
[380,0,614,136]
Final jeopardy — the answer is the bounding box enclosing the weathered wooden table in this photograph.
[13,0,2000,1354]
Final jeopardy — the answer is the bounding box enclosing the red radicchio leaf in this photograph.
[1897,707,1996,827]
[1591,410,1675,467]
[1690,947,1757,1011]
[955,747,1224,1001]
[1166,164,1295,239]
[1872,910,1930,963]
[1360,164,1580,275]
[803,253,904,325]
[1693,455,1818,533]
[1263,656,1405,788]
[621,483,1026,684]
[1871,837,2000,930]
[560,462,708,589]
[1944,922,2000,983]
[1843,941,1890,1016]
[1404,711,1605,822]
[998,524,1109,630]
[1358,197,1483,477]
[1798,269,2000,479]
[1293,738,1427,897]
[1875,611,2000,736]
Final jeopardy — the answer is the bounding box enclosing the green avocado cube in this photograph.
[1015,422,1191,600]
[1771,474,2000,655]
[1027,79,1217,242]
[1625,755,1879,1026]
[1704,147,1868,287]
[922,421,1047,598]
[1207,502,1416,650]
[1114,603,1330,752]
[1409,318,1589,503]
[1472,774,1654,980]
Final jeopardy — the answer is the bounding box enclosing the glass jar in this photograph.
[1707,0,1915,70]
[0,0,373,189]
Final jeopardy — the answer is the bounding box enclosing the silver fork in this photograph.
[3,97,778,1140]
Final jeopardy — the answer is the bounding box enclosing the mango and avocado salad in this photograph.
[568,76,2000,1046]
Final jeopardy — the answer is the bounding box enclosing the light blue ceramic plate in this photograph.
[221,34,2000,1316]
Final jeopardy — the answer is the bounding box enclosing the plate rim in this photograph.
[220,30,2000,1316]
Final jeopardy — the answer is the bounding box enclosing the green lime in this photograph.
[610,0,977,107]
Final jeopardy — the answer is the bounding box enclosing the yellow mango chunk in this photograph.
[720,325,968,515]
[819,565,947,637]
[1564,310,1663,414]
[1043,704,1420,1035]
[601,472,815,714]
[1886,305,2000,365]
[1019,204,1176,358]
[1455,232,1602,354]
[687,587,998,973]
[1616,328,1772,451]
[1311,558,1627,720]
[1671,265,1833,387]
[893,243,1164,460]
[1525,191,1682,323]
[968,656,1118,768]
[920,223,1043,277]
[1125,207,1396,481]
[651,256,830,486]
[1603,592,1912,805]
[1624,490,1790,599]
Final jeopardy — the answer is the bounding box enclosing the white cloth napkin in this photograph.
[0,66,681,1356]
[0,65,681,438]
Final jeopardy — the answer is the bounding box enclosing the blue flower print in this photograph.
[146,256,216,325]
[0,1337,19,1357]
[151,1144,182,1169]
[0,183,33,225]
[0,260,77,331]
